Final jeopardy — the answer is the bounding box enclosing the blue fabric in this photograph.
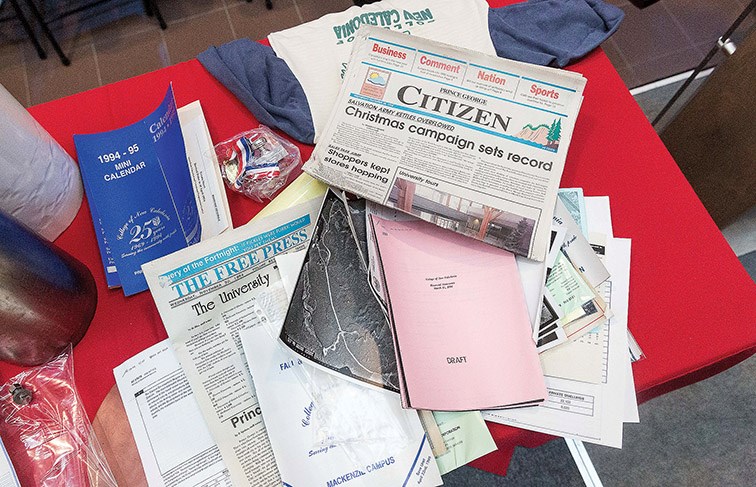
[488,0,624,67]
[198,39,315,144]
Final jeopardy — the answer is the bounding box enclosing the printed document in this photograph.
[370,215,546,411]
[114,340,231,487]
[484,237,631,448]
[0,436,20,487]
[177,101,232,239]
[304,26,586,261]
[241,325,442,487]
[143,200,322,486]
[432,411,496,475]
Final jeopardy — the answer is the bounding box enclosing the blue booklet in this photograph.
[75,85,201,296]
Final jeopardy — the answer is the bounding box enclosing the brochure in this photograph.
[304,26,586,261]
[75,86,204,295]
[241,325,443,487]
[370,215,546,411]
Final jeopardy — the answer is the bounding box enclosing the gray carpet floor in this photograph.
[440,80,756,486]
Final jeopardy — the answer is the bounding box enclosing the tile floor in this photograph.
[0,0,753,108]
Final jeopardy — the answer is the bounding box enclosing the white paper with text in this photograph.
[143,200,322,486]
[114,340,231,487]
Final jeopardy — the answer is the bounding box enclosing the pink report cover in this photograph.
[370,215,547,411]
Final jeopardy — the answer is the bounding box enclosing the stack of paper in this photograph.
[484,193,641,448]
[369,215,546,411]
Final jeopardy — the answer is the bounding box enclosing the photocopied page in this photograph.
[240,325,443,487]
[0,436,20,487]
[114,340,231,487]
[143,199,322,486]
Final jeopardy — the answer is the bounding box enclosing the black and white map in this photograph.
[279,191,399,392]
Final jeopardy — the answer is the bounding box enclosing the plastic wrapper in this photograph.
[0,83,82,241]
[0,346,116,487]
[214,125,300,202]
[256,285,412,463]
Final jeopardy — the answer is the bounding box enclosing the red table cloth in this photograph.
[1,0,754,477]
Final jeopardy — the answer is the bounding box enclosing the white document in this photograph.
[241,325,442,487]
[114,341,231,487]
[143,200,322,486]
[268,0,495,140]
[585,196,639,423]
[484,237,631,448]
[0,436,20,487]
[178,101,232,239]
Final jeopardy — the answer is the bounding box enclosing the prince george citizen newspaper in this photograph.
[304,27,586,262]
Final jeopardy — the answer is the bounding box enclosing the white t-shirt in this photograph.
[268,0,495,141]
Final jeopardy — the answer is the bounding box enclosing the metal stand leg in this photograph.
[652,0,756,126]
[8,0,47,60]
[148,0,167,30]
[247,0,273,10]
[23,0,71,66]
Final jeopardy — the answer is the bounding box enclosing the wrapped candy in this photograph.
[214,125,300,202]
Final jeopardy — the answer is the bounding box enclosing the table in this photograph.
[1,0,755,479]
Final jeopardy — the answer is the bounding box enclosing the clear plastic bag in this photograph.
[0,346,117,487]
[214,125,300,202]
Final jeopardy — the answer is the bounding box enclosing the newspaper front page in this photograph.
[142,200,322,486]
[304,27,586,261]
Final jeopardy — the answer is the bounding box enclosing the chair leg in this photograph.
[8,0,47,60]
[23,0,71,66]
[146,0,167,29]
[247,0,273,9]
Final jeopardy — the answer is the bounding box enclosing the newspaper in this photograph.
[304,26,586,261]
[142,200,322,486]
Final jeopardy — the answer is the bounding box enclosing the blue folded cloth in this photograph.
[488,0,624,67]
[198,0,623,144]
[197,40,315,144]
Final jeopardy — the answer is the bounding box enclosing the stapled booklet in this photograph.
[369,215,547,411]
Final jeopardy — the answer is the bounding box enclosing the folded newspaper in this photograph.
[303,26,586,261]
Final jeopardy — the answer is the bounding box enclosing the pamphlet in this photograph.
[143,200,322,486]
[304,26,586,261]
[279,191,400,392]
[114,340,231,487]
[432,411,496,475]
[75,86,202,295]
[370,215,546,411]
[241,325,443,487]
